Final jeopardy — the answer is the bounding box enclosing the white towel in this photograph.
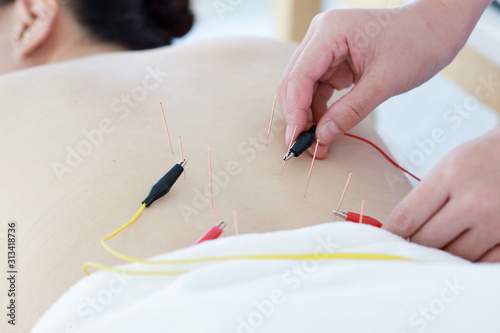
[33,222,500,333]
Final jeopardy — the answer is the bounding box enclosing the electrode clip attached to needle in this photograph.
[283,125,317,161]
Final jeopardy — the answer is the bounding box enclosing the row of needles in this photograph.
[266,96,380,227]
[266,95,320,198]
[161,102,237,235]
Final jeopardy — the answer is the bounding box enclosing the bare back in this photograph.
[0,37,412,331]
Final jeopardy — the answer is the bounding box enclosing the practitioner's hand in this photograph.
[278,2,470,159]
[384,128,500,262]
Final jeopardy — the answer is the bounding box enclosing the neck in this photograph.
[37,7,127,66]
[47,36,126,64]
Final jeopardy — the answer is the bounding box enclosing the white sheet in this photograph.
[33,223,500,333]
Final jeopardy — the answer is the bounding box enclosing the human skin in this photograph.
[277,0,499,262]
[278,0,494,155]
[0,0,125,75]
[384,127,500,262]
[0,37,412,331]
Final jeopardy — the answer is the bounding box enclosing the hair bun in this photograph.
[65,0,194,50]
[144,0,194,41]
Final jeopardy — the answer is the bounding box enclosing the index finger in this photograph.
[383,167,449,238]
[285,35,350,142]
[285,37,334,134]
[278,16,323,144]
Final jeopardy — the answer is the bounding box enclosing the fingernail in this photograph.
[285,125,292,145]
[318,121,341,144]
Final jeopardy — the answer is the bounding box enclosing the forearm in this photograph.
[416,0,493,60]
[278,0,494,148]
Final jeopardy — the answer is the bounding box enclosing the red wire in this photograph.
[343,133,421,182]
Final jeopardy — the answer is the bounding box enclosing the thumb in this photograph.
[316,76,387,144]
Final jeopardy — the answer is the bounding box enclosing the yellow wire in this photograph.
[83,262,188,276]
[98,244,414,265]
[83,253,413,275]
[103,203,146,241]
[82,203,150,274]
[83,203,415,276]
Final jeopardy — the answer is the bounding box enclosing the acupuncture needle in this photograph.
[333,173,353,222]
[281,126,297,175]
[178,135,186,179]
[266,95,277,146]
[283,125,317,161]
[303,139,320,198]
[159,102,174,154]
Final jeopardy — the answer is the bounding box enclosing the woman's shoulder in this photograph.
[1,37,296,78]
[173,35,298,57]
[0,36,297,101]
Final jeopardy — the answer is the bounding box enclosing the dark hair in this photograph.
[0,0,194,50]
